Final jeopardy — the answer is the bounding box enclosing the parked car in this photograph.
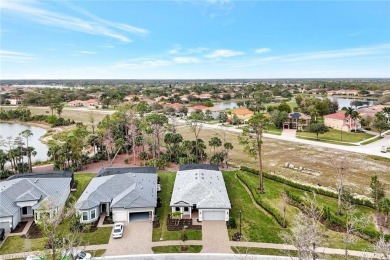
[75,251,91,260]
[381,146,388,153]
[112,223,124,238]
[0,228,5,241]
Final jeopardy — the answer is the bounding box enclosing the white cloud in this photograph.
[205,49,243,58]
[0,50,34,63]
[173,56,200,64]
[255,48,271,54]
[0,0,148,43]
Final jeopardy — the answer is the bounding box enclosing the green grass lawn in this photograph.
[222,171,284,243]
[236,171,375,251]
[151,245,202,253]
[0,236,47,254]
[231,247,298,257]
[152,172,202,241]
[264,124,282,135]
[296,129,373,143]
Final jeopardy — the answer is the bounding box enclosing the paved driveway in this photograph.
[104,221,153,256]
[201,221,232,253]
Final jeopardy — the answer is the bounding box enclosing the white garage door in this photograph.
[112,211,127,222]
[0,221,11,232]
[202,210,225,221]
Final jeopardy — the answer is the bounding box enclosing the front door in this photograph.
[22,207,28,215]
[101,203,107,213]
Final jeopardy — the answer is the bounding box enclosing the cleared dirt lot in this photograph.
[176,125,390,196]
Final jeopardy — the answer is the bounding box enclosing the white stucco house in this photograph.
[76,167,157,223]
[0,176,71,232]
[170,164,231,221]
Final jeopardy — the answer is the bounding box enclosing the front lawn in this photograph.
[151,245,202,253]
[264,124,282,135]
[296,129,373,143]
[0,236,47,254]
[152,172,202,241]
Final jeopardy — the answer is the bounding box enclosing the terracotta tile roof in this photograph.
[190,105,208,110]
[324,111,350,120]
[231,108,253,115]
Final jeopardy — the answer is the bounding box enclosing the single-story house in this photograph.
[170,164,231,221]
[0,176,71,232]
[324,111,361,132]
[76,167,157,224]
[283,112,311,130]
[230,108,254,122]
[7,171,74,188]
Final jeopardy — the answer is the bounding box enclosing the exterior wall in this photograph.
[112,207,155,222]
[78,206,100,224]
[198,209,229,221]
[324,117,344,130]
[171,206,192,218]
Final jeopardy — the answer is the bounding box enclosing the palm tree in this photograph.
[344,107,354,129]
[223,142,233,168]
[20,129,33,172]
[351,111,359,132]
[209,137,222,156]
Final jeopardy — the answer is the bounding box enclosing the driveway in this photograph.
[201,221,232,253]
[104,221,153,256]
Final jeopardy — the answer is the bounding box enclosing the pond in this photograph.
[0,122,49,163]
[320,96,374,109]
[213,102,238,109]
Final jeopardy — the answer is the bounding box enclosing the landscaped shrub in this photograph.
[240,166,374,209]
[237,172,286,228]
[228,217,237,229]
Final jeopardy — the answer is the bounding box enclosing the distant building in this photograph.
[283,112,311,130]
[230,108,254,122]
[324,111,361,132]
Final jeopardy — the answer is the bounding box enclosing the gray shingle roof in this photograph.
[179,164,219,171]
[97,167,156,177]
[0,178,71,218]
[76,172,157,210]
[170,169,231,209]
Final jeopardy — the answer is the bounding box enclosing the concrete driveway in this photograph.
[201,221,232,253]
[104,221,153,256]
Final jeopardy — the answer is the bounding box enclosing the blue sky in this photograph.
[1,0,389,79]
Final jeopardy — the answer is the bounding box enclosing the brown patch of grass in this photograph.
[176,125,390,196]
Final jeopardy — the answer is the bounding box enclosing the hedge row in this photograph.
[240,166,374,209]
[284,190,390,242]
[236,172,286,228]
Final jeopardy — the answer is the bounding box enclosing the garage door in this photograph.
[0,221,10,232]
[202,210,225,221]
[129,212,149,222]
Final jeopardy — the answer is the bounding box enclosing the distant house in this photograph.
[0,173,72,232]
[357,104,390,120]
[170,164,231,221]
[230,108,254,122]
[68,100,84,107]
[76,167,157,223]
[327,90,360,96]
[188,105,223,119]
[188,105,208,113]
[324,111,361,132]
[83,99,100,106]
[283,112,311,130]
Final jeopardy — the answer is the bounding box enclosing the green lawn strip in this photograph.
[231,247,297,257]
[264,124,282,135]
[231,247,365,260]
[151,245,202,253]
[361,136,383,145]
[237,171,375,251]
[85,249,106,257]
[222,171,284,243]
[296,135,359,146]
[152,172,202,241]
[81,227,112,245]
[0,236,47,254]
[296,129,373,143]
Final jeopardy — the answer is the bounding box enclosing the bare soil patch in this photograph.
[24,222,42,239]
[11,221,27,233]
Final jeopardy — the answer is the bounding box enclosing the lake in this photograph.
[0,122,49,163]
[213,102,238,109]
[320,96,374,109]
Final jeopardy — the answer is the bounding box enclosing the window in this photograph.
[175,207,180,212]
[82,211,88,221]
[90,209,96,219]
[184,207,189,212]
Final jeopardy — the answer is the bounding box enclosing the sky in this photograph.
[1,0,390,79]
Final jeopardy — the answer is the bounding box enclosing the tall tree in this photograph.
[238,113,270,193]
[306,123,329,140]
[378,198,390,226]
[20,129,33,172]
[186,111,205,161]
[209,136,222,156]
[223,142,233,168]
[370,176,386,207]
[145,113,168,160]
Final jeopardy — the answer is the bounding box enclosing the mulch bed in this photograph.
[153,220,160,228]
[24,222,43,239]
[103,215,114,225]
[166,217,202,231]
[11,221,28,233]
